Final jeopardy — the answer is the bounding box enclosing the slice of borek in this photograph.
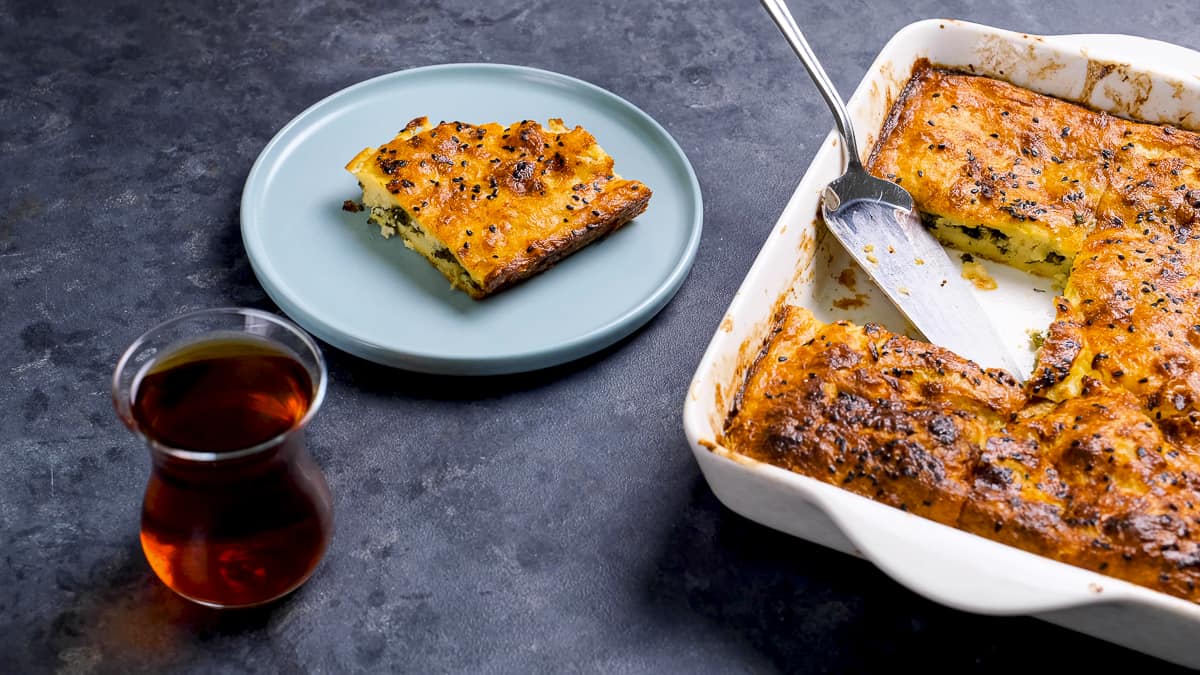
[345,116,651,299]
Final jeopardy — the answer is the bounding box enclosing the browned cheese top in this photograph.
[726,65,1200,603]
[870,65,1200,446]
[725,308,1200,602]
[869,66,1118,261]
[346,117,650,289]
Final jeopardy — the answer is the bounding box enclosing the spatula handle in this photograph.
[759,0,860,166]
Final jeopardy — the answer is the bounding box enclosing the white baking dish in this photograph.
[683,19,1200,667]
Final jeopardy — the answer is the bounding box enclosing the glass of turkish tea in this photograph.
[112,308,333,608]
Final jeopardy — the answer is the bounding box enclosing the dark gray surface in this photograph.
[3,0,1199,672]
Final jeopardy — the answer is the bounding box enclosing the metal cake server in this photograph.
[760,0,1024,380]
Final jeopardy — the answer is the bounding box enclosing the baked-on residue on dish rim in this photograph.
[684,19,1200,668]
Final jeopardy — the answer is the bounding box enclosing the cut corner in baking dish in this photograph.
[683,18,1200,668]
[794,217,1057,375]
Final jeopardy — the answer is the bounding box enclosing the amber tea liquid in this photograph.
[132,335,333,607]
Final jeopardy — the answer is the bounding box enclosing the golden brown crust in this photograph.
[724,307,1023,524]
[483,180,650,295]
[345,117,651,298]
[1040,136,1200,443]
[868,65,1113,275]
[869,65,1200,443]
[726,67,1200,603]
[723,310,1200,601]
[960,381,1200,600]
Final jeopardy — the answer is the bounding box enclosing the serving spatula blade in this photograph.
[821,174,1025,379]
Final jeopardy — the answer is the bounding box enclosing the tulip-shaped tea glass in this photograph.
[113,308,333,608]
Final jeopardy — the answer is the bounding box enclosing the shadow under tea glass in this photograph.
[112,308,333,608]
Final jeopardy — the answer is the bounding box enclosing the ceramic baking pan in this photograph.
[683,19,1200,667]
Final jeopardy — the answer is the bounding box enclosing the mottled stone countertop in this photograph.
[4,0,1199,672]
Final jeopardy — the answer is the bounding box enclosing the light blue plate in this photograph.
[241,63,702,375]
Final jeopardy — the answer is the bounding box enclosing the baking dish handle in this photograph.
[816,491,1119,615]
[1050,33,1200,74]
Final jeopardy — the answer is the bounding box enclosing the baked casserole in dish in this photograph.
[685,20,1200,667]
[726,63,1200,603]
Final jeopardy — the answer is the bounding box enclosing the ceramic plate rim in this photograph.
[240,62,702,375]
